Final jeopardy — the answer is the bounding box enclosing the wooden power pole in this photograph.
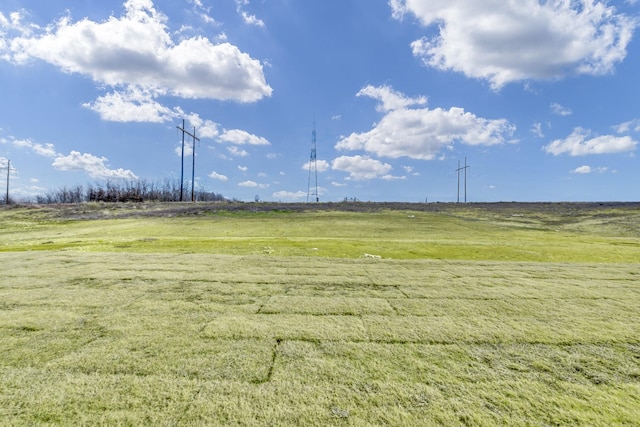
[4,159,9,205]
[456,157,470,203]
[176,122,200,202]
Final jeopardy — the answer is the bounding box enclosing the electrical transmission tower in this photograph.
[177,120,200,202]
[307,121,319,203]
[456,157,470,203]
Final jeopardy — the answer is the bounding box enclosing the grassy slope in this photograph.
[1,202,639,262]
[1,203,639,425]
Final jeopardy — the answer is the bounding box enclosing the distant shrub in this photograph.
[35,179,226,204]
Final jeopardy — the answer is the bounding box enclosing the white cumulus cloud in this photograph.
[551,103,573,116]
[227,146,249,157]
[52,151,138,180]
[302,159,330,172]
[240,11,265,27]
[392,0,636,89]
[3,137,58,158]
[331,155,393,180]
[545,128,637,156]
[381,174,406,181]
[531,122,544,138]
[209,171,228,181]
[2,134,136,180]
[614,119,640,134]
[84,87,176,123]
[239,180,269,189]
[357,84,427,112]
[219,129,270,145]
[336,85,514,160]
[183,113,220,139]
[572,165,592,174]
[1,0,272,103]
[235,0,265,27]
[272,190,307,200]
[571,165,608,174]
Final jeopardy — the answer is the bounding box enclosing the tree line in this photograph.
[33,179,226,204]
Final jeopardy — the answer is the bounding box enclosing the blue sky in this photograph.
[1,0,639,202]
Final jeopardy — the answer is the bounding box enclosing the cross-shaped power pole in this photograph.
[456,157,470,203]
[2,159,10,205]
[177,120,200,202]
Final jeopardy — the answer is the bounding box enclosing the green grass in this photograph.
[1,203,639,262]
[1,203,639,425]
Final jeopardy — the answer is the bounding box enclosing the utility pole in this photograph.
[464,157,469,203]
[176,121,200,202]
[4,159,9,205]
[178,119,185,201]
[190,126,198,202]
[456,157,470,203]
[457,159,460,203]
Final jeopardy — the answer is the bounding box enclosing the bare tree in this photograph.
[36,178,225,204]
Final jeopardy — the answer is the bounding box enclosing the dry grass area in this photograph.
[1,251,639,425]
[0,202,639,425]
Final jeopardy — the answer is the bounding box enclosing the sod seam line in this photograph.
[253,338,282,384]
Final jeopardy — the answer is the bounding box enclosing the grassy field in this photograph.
[1,202,639,425]
[1,202,640,262]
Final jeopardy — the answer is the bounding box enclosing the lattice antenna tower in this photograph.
[307,120,319,203]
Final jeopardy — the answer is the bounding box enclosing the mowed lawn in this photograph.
[1,203,639,425]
